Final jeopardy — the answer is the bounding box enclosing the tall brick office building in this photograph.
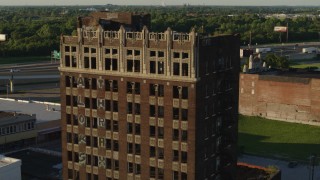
[60,12,240,180]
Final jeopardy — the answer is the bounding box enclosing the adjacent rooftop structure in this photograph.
[0,155,21,180]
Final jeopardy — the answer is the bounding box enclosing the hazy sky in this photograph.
[1,0,320,6]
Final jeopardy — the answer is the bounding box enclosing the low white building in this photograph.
[0,155,21,180]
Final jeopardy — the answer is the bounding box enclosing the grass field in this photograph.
[290,63,320,69]
[238,115,320,161]
[0,56,51,65]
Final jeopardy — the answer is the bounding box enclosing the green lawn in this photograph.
[238,115,320,161]
[0,56,51,65]
[290,63,320,69]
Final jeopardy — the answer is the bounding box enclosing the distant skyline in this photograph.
[1,0,320,6]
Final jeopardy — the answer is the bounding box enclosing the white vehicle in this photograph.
[10,69,20,73]
[256,47,272,53]
[302,47,318,54]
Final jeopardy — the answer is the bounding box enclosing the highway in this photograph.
[0,61,60,91]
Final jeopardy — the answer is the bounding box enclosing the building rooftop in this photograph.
[0,155,21,168]
[0,111,35,126]
[0,99,60,124]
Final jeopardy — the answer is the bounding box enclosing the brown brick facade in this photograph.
[239,73,320,123]
[60,12,239,180]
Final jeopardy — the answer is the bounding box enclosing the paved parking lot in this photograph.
[239,155,320,180]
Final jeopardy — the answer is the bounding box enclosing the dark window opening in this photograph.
[158,148,164,159]
[127,103,133,114]
[182,52,189,59]
[84,78,90,89]
[127,50,133,56]
[127,60,133,72]
[173,86,179,98]
[91,78,97,90]
[150,61,156,74]
[150,146,156,157]
[113,121,118,132]
[105,100,111,111]
[150,105,156,117]
[105,58,111,70]
[135,103,140,115]
[65,55,70,67]
[182,87,188,99]
[85,98,90,108]
[182,109,188,121]
[134,83,140,94]
[113,101,118,112]
[66,95,71,106]
[182,63,188,76]
[150,126,156,137]
[112,59,117,70]
[174,52,180,58]
[86,136,91,146]
[158,106,164,118]
[181,151,187,163]
[127,123,133,134]
[158,61,164,74]
[173,129,179,141]
[173,150,179,161]
[182,130,188,141]
[134,144,141,155]
[91,57,96,69]
[135,124,141,135]
[84,57,89,68]
[158,127,164,138]
[84,47,89,53]
[127,143,133,154]
[173,108,179,119]
[134,50,140,56]
[158,51,164,57]
[106,120,111,130]
[158,85,164,97]
[150,51,156,57]
[173,63,180,75]
[134,60,140,72]
[72,57,77,67]
[106,139,111,150]
[65,76,71,87]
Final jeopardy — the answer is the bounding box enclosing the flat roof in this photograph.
[0,155,21,168]
[0,99,60,124]
[0,112,35,126]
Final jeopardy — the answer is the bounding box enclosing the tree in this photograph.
[264,54,289,69]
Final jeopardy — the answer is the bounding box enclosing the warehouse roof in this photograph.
[0,99,60,124]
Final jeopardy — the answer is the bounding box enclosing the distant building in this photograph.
[0,155,22,180]
[239,71,320,124]
[0,99,61,152]
[0,111,36,151]
[60,12,240,180]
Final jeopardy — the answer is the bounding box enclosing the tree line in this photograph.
[0,5,319,57]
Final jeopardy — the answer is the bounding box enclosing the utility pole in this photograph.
[286,22,289,43]
[309,154,317,180]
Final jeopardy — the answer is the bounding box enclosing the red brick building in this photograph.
[59,12,240,180]
[239,72,320,123]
